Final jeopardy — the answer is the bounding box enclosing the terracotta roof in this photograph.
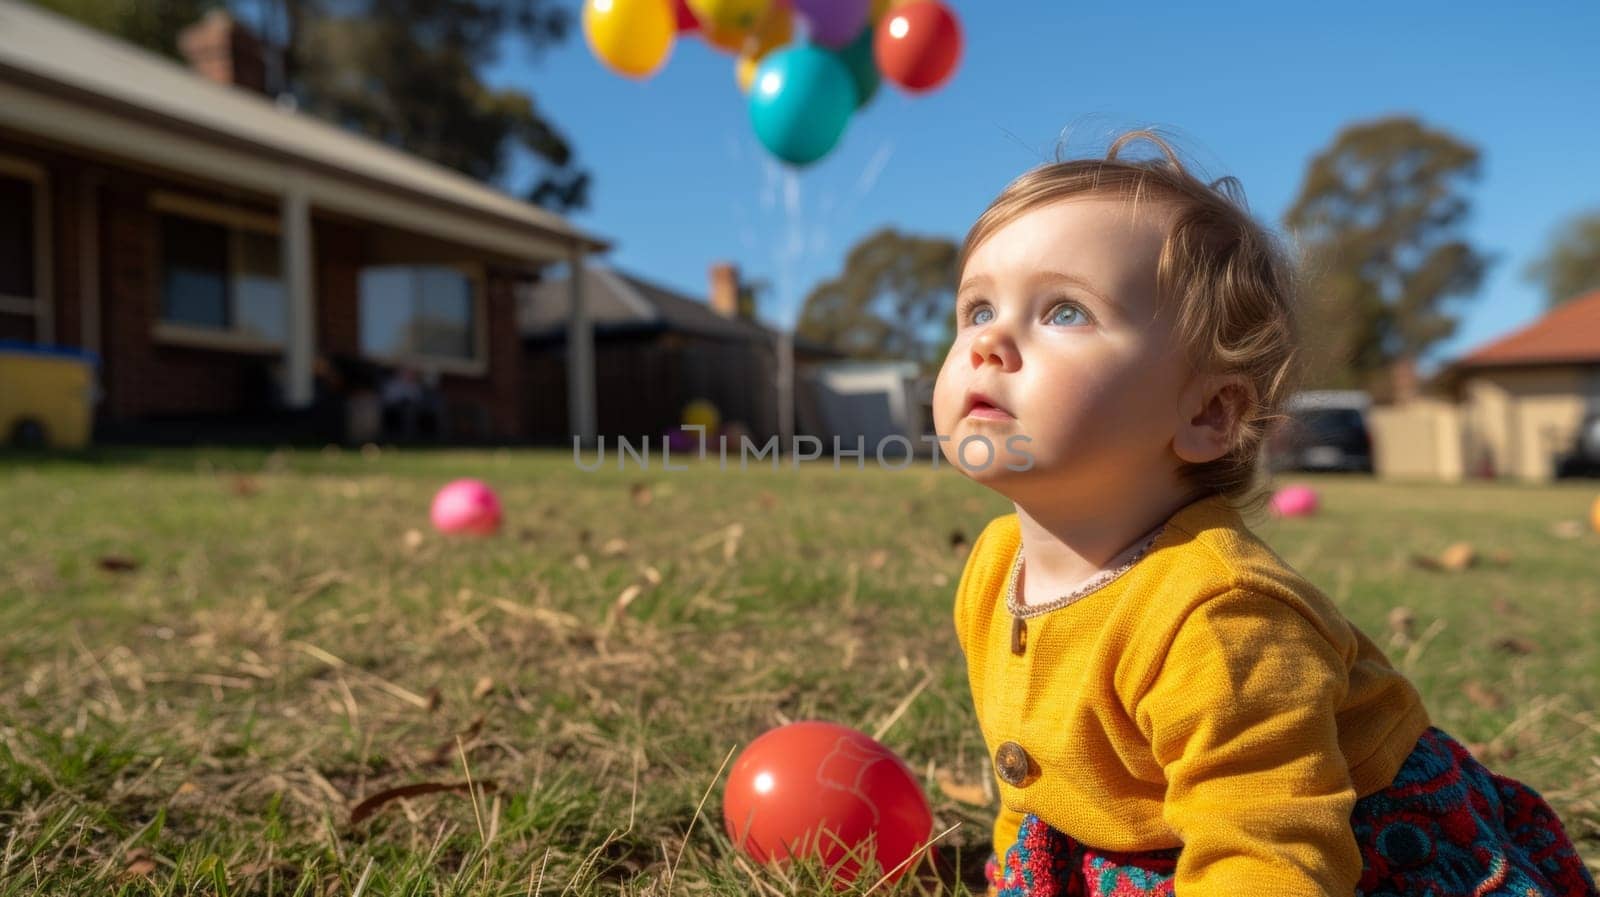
[1455,289,1600,368]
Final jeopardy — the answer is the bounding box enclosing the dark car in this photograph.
[1270,404,1374,473]
[1554,413,1600,478]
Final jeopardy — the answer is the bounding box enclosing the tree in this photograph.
[31,0,588,212]
[1285,117,1489,398]
[1526,211,1600,308]
[797,229,959,370]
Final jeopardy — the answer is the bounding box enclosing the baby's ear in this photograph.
[1174,374,1254,465]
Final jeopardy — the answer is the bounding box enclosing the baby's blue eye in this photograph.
[971,305,995,325]
[1049,304,1087,327]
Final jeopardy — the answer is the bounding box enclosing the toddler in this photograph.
[933,131,1596,896]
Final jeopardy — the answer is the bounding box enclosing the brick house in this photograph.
[0,2,607,444]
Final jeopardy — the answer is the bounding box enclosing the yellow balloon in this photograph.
[583,0,675,79]
[688,0,771,53]
[735,53,759,92]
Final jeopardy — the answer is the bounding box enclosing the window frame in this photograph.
[148,190,285,354]
[0,155,53,342]
[358,262,488,377]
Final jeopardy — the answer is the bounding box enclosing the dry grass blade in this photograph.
[291,640,433,709]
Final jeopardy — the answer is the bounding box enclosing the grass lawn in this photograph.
[2,447,1597,895]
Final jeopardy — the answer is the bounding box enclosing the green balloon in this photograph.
[835,26,880,108]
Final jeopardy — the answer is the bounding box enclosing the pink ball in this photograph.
[430,479,503,536]
[1270,485,1320,518]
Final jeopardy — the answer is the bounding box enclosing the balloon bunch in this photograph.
[583,0,962,166]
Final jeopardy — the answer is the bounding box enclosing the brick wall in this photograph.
[99,180,281,421]
[4,132,537,442]
[438,267,526,441]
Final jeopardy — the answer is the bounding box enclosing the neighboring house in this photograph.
[1368,289,1600,481]
[520,262,844,444]
[0,2,607,444]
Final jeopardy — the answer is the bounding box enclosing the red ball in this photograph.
[872,0,960,93]
[723,720,933,886]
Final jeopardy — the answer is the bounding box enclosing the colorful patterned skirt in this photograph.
[986,728,1597,897]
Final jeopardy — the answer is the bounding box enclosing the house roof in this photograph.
[1454,289,1600,369]
[520,266,842,356]
[0,0,608,256]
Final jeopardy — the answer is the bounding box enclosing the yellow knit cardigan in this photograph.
[954,494,1431,896]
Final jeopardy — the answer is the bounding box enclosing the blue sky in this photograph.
[486,0,1600,369]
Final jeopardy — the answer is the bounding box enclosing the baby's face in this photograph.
[933,197,1192,498]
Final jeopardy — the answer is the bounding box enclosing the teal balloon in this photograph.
[835,27,879,108]
[749,45,856,166]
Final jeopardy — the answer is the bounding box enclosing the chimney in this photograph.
[709,262,741,319]
[1390,356,1420,403]
[179,10,270,95]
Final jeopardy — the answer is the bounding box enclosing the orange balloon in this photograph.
[1590,494,1600,533]
[688,0,772,52]
[744,2,793,56]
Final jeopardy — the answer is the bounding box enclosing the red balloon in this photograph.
[872,0,960,93]
[723,721,933,886]
[673,0,699,31]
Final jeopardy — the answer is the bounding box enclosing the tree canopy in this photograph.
[1285,116,1489,396]
[34,0,588,211]
[1525,211,1600,309]
[796,228,959,370]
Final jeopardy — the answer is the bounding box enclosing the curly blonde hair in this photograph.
[960,130,1302,506]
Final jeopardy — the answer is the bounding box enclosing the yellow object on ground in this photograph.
[682,398,721,433]
[0,343,97,449]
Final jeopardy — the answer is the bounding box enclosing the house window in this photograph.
[0,175,36,301]
[0,157,50,340]
[359,266,480,366]
[154,194,284,346]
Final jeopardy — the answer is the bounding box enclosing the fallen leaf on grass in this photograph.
[600,537,630,557]
[934,769,989,806]
[1492,636,1537,656]
[758,491,779,511]
[123,848,156,879]
[630,482,654,508]
[349,780,498,825]
[472,677,495,700]
[230,476,260,497]
[1462,680,1505,711]
[572,553,591,571]
[1549,520,1584,540]
[866,549,889,570]
[1464,741,1517,763]
[402,529,425,551]
[98,555,140,573]
[1410,542,1476,572]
